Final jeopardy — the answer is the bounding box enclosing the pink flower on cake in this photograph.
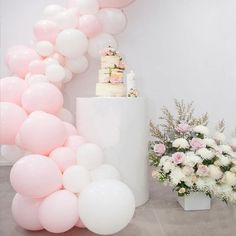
[196,164,209,176]
[190,138,206,150]
[154,143,166,155]
[175,123,191,133]
[172,152,185,165]
[110,77,122,84]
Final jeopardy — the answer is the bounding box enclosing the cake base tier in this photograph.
[96,83,126,97]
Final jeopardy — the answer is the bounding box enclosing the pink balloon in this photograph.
[0,102,27,144]
[21,83,63,114]
[51,53,65,66]
[49,147,76,172]
[10,154,62,198]
[78,15,102,38]
[64,122,78,137]
[12,193,44,231]
[18,111,67,155]
[6,45,28,66]
[7,47,40,78]
[29,60,46,74]
[64,135,86,152]
[98,0,135,8]
[34,20,60,43]
[0,77,28,105]
[39,190,78,233]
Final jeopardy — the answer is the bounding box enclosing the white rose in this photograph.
[230,166,236,173]
[218,155,231,166]
[183,152,202,167]
[223,171,236,186]
[208,165,223,179]
[159,156,170,167]
[196,148,214,160]
[182,166,194,176]
[204,138,217,148]
[170,167,185,185]
[219,145,233,155]
[172,138,189,149]
[193,125,209,136]
[163,160,174,173]
[184,176,194,187]
[213,132,226,144]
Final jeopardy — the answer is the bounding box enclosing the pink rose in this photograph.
[171,152,185,165]
[110,77,122,84]
[190,138,206,150]
[175,123,191,133]
[154,143,166,155]
[196,164,209,176]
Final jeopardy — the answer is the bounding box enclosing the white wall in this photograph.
[1,0,236,157]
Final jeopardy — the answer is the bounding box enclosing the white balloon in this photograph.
[26,74,49,85]
[1,145,25,163]
[63,68,73,83]
[63,165,90,193]
[65,56,88,74]
[43,58,59,66]
[91,164,121,181]
[77,143,104,170]
[88,33,117,59]
[43,4,65,20]
[97,9,127,35]
[73,0,99,15]
[78,179,135,235]
[45,64,66,82]
[56,108,74,124]
[56,29,88,58]
[36,41,54,57]
[55,9,78,30]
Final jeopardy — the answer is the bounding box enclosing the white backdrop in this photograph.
[1,0,236,162]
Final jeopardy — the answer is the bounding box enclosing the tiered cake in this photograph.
[96,47,126,97]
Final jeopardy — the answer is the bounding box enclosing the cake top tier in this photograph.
[100,46,120,57]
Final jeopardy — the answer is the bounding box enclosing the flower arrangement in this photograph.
[149,100,236,204]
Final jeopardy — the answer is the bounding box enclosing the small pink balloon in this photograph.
[10,154,62,198]
[0,102,27,145]
[98,0,135,8]
[39,190,78,233]
[51,53,65,66]
[64,135,86,152]
[18,111,67,155]
[29,60,46,74]
[12,193,44,231]
[0,77,28,105]
[7,47,40,78]
[21,83,63,114]
[49,147,76,172]
[78,15,102,38]
[64,122,78,137]
[34,20,60,43]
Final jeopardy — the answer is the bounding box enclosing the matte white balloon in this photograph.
[63,68,73,83]
[1,145,25,163]
[65,56,88,74]
[78,179,135,235]
[45,64,66,82]
[44,58,59,66]
[77,143,104,170]
[55,9,78,30]
[63,165,90,193]
[36,41,54,57]
[73,0,99,15]
[88,33,117,59]
[91,164,121,181]
[56,108,74,124]
[43,4,65,20]
[26,74,49,85]
[56,29,88,58]
[97,9,127,35]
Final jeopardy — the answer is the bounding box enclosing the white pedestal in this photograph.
[76,97,149,207]
[177,192,211,211]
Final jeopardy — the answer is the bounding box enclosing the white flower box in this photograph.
[177,192,211,211]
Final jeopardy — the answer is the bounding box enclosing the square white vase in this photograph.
[177,192,211,211]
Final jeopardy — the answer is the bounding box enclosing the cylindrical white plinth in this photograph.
[76,97,149,206]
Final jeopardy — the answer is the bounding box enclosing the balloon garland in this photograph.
[0,0,136,234]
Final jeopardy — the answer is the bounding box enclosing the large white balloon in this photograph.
[44,58,59,66]
[26,74,49,85]
[43,4,65,20]
[91,164,121,181]
[65,56,88,74]
[63,165,90,193]
[78,179,135,235]
[88,33,117,59]
[56,108,74,124]
[56,29,88,58]
[35,41,54,57]
[55,9,78,30]
[45,64,66,82]
[1,145,25,163]
[97,9,127,35]
[77,143,104,170]
[72,0,99,15]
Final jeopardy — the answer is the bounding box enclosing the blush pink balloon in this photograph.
[64,122,78,137]
[51,53,65,66]
[18,111,67,155]
[64,135,86,152]
[49,147,76,172]
[78,15,102,38]
[39,190,78,233]
[0,102,27,144]
[34,20,60,43]
[21,83,63,114]
[12,193,44,231]
[6,45,28,66]
[10,154,62,198]
[7,47,40,78]
[0,77,28,105]
[98,0,135,8]
[29,60,46,74]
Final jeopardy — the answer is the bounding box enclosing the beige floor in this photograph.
[1,166,236,236]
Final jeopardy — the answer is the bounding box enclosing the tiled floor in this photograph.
[1,166,236,236]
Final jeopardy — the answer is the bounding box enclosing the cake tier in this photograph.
[96,83,126,97]
[101,55,120,69]
[99,68,124,83]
